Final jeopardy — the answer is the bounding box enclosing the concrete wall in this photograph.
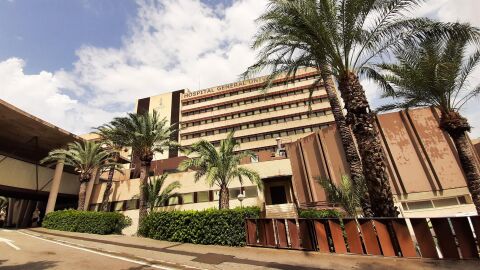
[89,158,292,211]
[0,155,79,195]
[286,107,477,215]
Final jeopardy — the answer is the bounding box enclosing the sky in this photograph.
[0,0,480,137]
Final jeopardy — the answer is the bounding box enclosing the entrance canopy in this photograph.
[0,100,82,163]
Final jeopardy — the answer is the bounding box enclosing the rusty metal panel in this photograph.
[246,219,257,246]
[276,219,289,248]
[391,219,417,258]
[299,219,315,250]
[343,219,363,254]
[264,219,276,247]
[430,218,459,259]
[328,219,347,254]
[257,219,267,246]
[359,219,382,255]
[314,220,330,253]
[450,217,478,259]
[288,219,301,249]
[410,218,438,259]
[374,219,396,257]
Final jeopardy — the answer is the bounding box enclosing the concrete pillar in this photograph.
[46,160,65,214]
[84,168,100,210]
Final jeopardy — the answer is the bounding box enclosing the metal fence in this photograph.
[245,216,480,259]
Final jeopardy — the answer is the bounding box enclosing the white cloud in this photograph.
[1,0,479,138]
[0,0,266,135]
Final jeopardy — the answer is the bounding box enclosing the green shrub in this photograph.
[298,208,341,219]
[139,206,260,246]
[42,209,132,235]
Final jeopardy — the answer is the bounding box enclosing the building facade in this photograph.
[85,70,478,234]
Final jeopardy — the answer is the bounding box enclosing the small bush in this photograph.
[43,209,132,235]
[298,208,341,219]
[139,206,260,246]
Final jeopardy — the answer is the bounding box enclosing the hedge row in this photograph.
[298,208,341,219]
[139,207,260,246]
[42,209,131,235]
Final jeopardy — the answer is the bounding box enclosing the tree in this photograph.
[103,110,178,224]
[243,0,373,216]
[179,131,262,209]
[318,175,366,217]
[368,31,480,214]
[95,126,127,212]
[41,141,117,211]
[143,173,181,212]
[248,0,479,217]
[0,196,7,212]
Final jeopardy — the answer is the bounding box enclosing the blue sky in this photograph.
[0,0,479,137]
[0,0,137,73]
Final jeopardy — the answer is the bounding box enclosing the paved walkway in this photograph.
[1,228,479,269]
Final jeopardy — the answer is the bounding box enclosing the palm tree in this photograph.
[95,126,127,212]
[41,141,117,211]
[143,173,181,212]
[103,110,178,224]
[318,175,366,217]
[368,32,480,214]
[243,1,373,216]
[248,0,479,217]
[179,131,262,209]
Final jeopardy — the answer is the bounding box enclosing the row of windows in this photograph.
[181,109,331,140]
[182,74,320,106]
[185,123,331,148]
[89,187,259,211]
[182,86,321,117]
[181,97,327,128]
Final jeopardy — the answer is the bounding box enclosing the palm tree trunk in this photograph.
[139,160,151,224]
[338,71,398,217]
[77,180,88,211]
[219,184,230,209]
[100,167,115,212]
[320,68,373,217]
[441,111,480,214]
[100,153,119,212]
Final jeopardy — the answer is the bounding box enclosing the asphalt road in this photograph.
[0,229,182,270]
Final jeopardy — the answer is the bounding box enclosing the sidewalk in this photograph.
[25,228,479,270]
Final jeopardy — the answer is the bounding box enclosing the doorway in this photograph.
[269,186,288,205]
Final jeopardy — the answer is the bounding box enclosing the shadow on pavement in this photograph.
[29,229,330,269]
[0,259,58,270]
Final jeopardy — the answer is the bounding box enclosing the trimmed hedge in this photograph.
[139,207,260,246]
[42,209,132,235]
[298,208,341,219]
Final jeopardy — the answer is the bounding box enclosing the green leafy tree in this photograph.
[143,173,181,212]
[368,31,480,214]
[247,0,479,217]
[179,131,262,209]
[41,141,118,211]
[318,175,367,217]
[95,127,127,212]
[0,196,8,212]
[103,110,178,224]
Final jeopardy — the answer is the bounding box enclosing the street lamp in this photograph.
[237,192,245,208]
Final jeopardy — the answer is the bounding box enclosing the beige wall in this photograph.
[0,155,79,194]
[90,159,292,209]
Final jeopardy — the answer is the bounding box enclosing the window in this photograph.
[407,200,433,210]
[245,186,258,198]
[251,155,259,163]
[168,197,179,205]
[114,201,124,211]
[229,188,242,200]
[198,191,209,202]
[125,199,138,210]
[183,193,194,204]
[213,190,220,201]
